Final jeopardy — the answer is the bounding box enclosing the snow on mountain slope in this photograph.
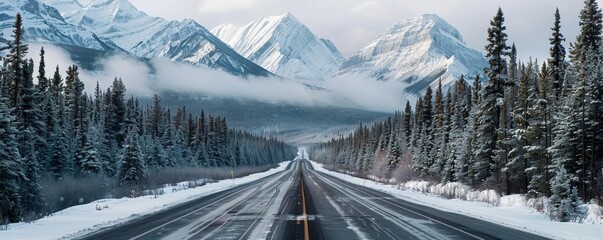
[337,14,487,94]
[37,0,83,13]
[43,0,272,76]
[0,0,119,51]
[211,13,344,80]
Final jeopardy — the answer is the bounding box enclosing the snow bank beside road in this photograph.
[0,162,291,240]
[310,161,603,240]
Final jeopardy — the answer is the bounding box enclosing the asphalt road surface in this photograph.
[78,160,550,240]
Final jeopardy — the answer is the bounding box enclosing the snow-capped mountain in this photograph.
[211,13,344,80]
[337,14,487,94]
[0,0,120,52]
[41,0,271,76]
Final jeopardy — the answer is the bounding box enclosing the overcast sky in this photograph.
[128,0,582,62]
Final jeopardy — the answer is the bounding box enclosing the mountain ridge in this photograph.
[37,0,272,76]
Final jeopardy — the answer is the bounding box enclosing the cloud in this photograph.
[26,43,405,113]
[199,0,260,13]
[149,58,404,112]
[27,44,153,96]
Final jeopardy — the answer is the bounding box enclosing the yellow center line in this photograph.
[301,174,310,240]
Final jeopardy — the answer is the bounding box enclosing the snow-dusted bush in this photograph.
[438,182,471,199]
[528,197,546,213]
[403,181,431,193]
[402,181,500,206]
[465,189,500,206]
[499,195,528,207]
[584,200,603,224]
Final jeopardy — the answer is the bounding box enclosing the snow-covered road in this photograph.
[309,161,603,240]
[0,162,293,240]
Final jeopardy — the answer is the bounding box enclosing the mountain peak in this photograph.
[212,13,344,80]
[389,13,464,44]
[338,13,486,95]
[276,12,296,21]
[256,12,303,31]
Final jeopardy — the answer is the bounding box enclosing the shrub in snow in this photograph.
[402,181,500,206]
[403,181,431,193]
[527,197,546,213]
[584,200,603,224]
[465,189,500,206]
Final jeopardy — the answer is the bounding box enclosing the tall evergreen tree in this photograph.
[0,97,23,223]
[118,126,145,186]
[474,8,511,185]
[402,100,412,148]
[549,8,566,99]
[6,13,28,109]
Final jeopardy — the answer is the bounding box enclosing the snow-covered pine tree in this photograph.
[451,76,471,183]
[582,48,602,200]
[549,8,566,100]
[473,8,511,186]
[0,96,24,223]
[429,81,446,178]
[118,126,145,186]
[508,63,529,194]
[34,48,50,161]
[548,165,585,222]
[494,99,512,194]
[413,87,433,176]
[402,100,412,149]
[6,13,28,109]
[508,44,519,110]
[440,89,454,183]
[78,126,103,175]
[109,78,127,147]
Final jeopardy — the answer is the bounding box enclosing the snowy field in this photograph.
[310,161,603,240]
[0,162,291,240]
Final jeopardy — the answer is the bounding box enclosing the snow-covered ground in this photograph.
[310,161,603,240]
[0,162,291,240]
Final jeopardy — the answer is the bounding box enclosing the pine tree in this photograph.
[78,127,103,175]
[474,8,511,185]
[402,100,412,148]
[450,76,471,183]
[6,13,28,109]
[548,165,585,222]
[564,0,603,200]
[108,78,127,147]
[508,44,518,109]
[549,8,566,99]
[50,66,62,106]
[37,48,48,92]
[508,64,530,193]
[0,97,24,223]
[22,150,45,217]
[118,126,145,186]
[429,81,446,177]
[440,90,454,182]
[571,0,603,64]
[34,48,50,160]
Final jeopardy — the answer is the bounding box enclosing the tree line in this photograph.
[310,1,603,222]
[0,13,296,223]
